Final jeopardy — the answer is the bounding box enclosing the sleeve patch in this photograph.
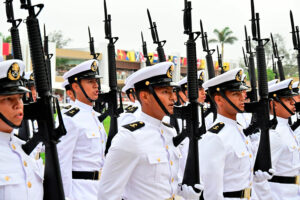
[123,121,145,131]
[125,105,138,113]
[64,107,80,117]
[208,122,225,134]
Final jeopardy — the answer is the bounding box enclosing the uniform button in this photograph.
[170,160,173,166]
[11,144,16,150]
[251,168,253,172]
[4,176,10,181]
[92,112,95,116]
[166,145,169,150]
[172,194,175,198]
[250,182,252,186]
[293,146,296,150]
[249,154,252,158]
[246,140,249,144]
[23,161,28,167]
[27,181,32,188]
[241,152,245,156]
[98,126,101,130]
[92,133,95,136]
[102,140,104,144]
[161,129,163,134]
[157,158,161,162]
[171,177,174,182]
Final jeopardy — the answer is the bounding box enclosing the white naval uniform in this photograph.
[98,112,182,200]
[253,117,300,200]
[199,114,256,200]
[118,101,141,127]
[57,100,107,200]
[0,131,44,200]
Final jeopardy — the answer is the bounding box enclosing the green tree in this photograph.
[49,30,71,48]
[0,33,12,43]
[209,27,238,61]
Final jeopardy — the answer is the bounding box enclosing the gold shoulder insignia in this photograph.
[123,121,145,132]
[125,106,138,113]
[162,122,173,128]
[208,122,225,134]
[62,105,72,110]
[64,107,80,117]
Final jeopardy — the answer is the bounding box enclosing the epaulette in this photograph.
[125,105,138,113]
[162,122,173,128]
[64,107,80,117]
[208,122,225,134]
[62,105,72,110]
[123,121,145,132]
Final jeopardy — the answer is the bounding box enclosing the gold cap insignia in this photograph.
[7,63,21,81]
[91,61,98,72]
[199,71,204,81]
[235,70,243,82]
[289,80,294,90]
[29,73,34,81]
[166,65,174,78]
[273,94,277,97]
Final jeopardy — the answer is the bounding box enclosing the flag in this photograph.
[197,59,200,68]
[199,59,205,69]
[135,51,140,62]
[168,55,173,62]
[2,43,10,56]
[117,49,127,60]
[214,61,219,70]
[173,56,178,65]
[153,53,158,63]
[139,52,144,62]
[223,62,230,71]
[127,51,136,62]
[148,53,154,63]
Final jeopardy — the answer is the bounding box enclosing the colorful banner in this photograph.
[2,43,11,56]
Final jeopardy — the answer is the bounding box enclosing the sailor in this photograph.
[199,68,271,200]
[24,71,37,102]
[98,61,202,200]
[57,59,107,200]
[118,73,141,127]
[61,79,75,110]
[291,81,300,140]
[254,78,300,200]
[0,59,44,200]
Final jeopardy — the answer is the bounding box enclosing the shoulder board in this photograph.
[62,105,72,110]
[208,122,225,134]
[125,106,138,113]
[64,107,80,117]
[123,121,145,132]
[162,122,173,128]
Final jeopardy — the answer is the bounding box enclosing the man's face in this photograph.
[198,87,206,103]
[275,97,295,118]
[217,90,245,116]
[30,86,37,102]
[0,94,24,132]
[73,78,99,104]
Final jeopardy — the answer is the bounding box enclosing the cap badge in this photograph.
[289,80,294,90]
[91,61,98,72]
[29,73,34,81]
[235,70,243,82]
[199,71,204,81]
[7,62,21,81]
[167,65,174,78]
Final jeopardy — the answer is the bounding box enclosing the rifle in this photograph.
[19,0,66,199]
[244,0,272,172]
[200,20,217,121]
[272,55,278,79]
[172,0,203,191]
[244,25,258,102]
[147,9,166,62]
[242,47,249,68]
[88,26,100,60]
[217,45,224,74]
[271,33,285,81]
[102,0,124,155]
[44,24,53,89]
[141,31,152,66]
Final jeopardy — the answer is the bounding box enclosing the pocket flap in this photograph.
[0,173,23,186]
[147,153,168,164]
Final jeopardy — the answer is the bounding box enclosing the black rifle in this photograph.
[271,33,285,81]
[272,55,278,79]
[44,24,53,89]
[147,9,166,62]
[141,31,152,66]
[200,20,217,121]
[173,0,203,191]
[88,26,100,60]
[19,0,66,199]
[244,0,272,172]
[217,45,224,74]
[242,47,249,68]
[102,0,123,155]
[244,25,258,102]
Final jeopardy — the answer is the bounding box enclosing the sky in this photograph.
[0,0,299,63]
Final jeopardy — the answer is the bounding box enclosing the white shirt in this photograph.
[98,112,182,200]
[118,101,141,127]
[57,100,107,200]
[0,131,44,200]
[199,114,255,200]
[254,116,300,200]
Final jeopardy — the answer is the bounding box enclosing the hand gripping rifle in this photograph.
[19,0,66,199]
[147,9,166,62]
[102,0,124,155]
[200,20,217,121]
[244,0,272,172]
[271,33,285,81]
[217,45,224,74]
[172,0,203,192]
[290,10,300,130]
[244,25,258,102]
[272,55,278,79]
[141,31,152,66]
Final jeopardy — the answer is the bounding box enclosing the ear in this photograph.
[214,94,222,106]
[139,90,150,105]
